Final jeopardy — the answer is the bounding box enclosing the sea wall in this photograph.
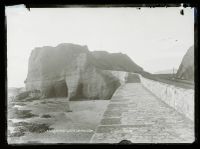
[139,75,194,121]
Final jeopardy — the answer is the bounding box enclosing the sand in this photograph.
[7,98,109,144]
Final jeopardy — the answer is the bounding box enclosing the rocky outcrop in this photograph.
[176,46,194,81]
[65,59,121,100]
[25,43,143,100]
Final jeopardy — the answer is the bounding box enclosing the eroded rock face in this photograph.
[64,53,121,100]
[176,46,194,81]
[25,43,142,100]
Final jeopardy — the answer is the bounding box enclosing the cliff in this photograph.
[25,43,143,100]
[176,46,194,81]
[92,51,143,72]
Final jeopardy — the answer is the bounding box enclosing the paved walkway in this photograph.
[90,83,194,143]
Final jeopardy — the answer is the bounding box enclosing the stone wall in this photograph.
[139,75,194,121]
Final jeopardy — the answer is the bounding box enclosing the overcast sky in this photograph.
[6,6,194,88]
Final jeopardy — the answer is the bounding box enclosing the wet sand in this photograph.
[7,98,109,144]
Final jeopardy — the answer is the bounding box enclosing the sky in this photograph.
[6,5,194,88]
